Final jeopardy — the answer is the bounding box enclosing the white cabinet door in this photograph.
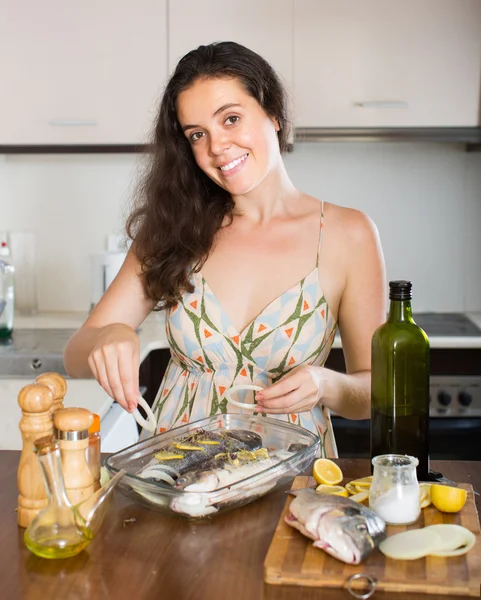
[0,0,168,144]
[168,0,293,96]
[294,0,481,127]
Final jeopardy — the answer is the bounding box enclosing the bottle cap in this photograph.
[88,413,101,434]
[389,280,412,301]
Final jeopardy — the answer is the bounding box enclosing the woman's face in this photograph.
[176,77,281,197]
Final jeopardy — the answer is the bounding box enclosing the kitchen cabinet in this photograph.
[0,0,168,145]
[168,0,294,94]
[294,0,481,127]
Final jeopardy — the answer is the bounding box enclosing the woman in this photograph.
[64,42,386,457]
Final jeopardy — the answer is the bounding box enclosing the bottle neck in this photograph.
[37,447,72,507]
[388,299,414,323]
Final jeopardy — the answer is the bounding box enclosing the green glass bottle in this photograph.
[370,280,430,481]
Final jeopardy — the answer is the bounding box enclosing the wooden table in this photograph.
[1,451,479,600]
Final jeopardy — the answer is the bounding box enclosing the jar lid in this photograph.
[88,413,101,434]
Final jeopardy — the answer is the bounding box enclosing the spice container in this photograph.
[369,454,420,525]
[88,413,101,491]
[54,408,95,505]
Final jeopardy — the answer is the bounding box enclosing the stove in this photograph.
[413,313,481,337]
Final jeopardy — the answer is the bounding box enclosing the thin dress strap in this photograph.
[316,200,325,268]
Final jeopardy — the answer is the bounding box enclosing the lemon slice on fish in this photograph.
[315,484,349,497]
[154,450,185,460]
[172,442,205,451]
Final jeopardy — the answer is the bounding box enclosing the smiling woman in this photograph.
[63,41,386,457]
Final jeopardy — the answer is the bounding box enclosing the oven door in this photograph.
[331,416,481,461]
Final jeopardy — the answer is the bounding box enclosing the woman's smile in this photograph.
[218,153,249,176]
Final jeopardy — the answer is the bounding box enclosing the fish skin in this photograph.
[170,450,293,516]
[143,429,263,478]
[175,449,293,491]
[285,488,386,564]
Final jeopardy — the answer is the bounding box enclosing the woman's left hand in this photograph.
[255,366,325,414]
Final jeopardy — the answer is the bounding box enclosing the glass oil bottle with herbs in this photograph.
[370,280,430,481]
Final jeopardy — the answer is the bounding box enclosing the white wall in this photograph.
[0,142,480,313]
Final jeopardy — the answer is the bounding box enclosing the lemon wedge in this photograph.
[430,484,467,513]
[419,483,432,508]
[315,484,349,497]
[312,458,343,486]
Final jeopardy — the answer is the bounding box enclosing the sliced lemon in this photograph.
[349,490,369,505]
[350,476,373,488]
[315,484,349,497]
[419,483,432,509]
[430,484,467,513]
[312,458,343,486]
[172,442,205,451]
[345,482,358,495]
[154,450,185,460]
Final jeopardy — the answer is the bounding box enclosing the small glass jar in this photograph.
[369,454,420,525]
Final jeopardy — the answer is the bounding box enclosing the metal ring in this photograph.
[346,573,377,599]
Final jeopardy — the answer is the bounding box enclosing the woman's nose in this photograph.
[209,131,231,155]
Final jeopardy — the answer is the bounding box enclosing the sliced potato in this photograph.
[379,529,442,560]
[425,524,476,557]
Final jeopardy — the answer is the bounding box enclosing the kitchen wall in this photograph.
[0,142,480,314]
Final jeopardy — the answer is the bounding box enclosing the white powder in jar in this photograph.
[370,484,420,525]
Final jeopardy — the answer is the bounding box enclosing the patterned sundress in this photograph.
[148,203,339,458]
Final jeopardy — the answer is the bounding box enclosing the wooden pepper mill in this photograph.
[53,408,95,505]
[35,372,67,413]
[17,383,54,528]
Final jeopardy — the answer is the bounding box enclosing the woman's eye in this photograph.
[190,131,204,142]
[225,115,239,125]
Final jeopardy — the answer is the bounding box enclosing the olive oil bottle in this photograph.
[370,281,430,481]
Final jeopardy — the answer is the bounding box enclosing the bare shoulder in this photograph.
[322,201,379,244]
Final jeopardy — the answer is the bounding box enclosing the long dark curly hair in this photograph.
[126,41,291,310]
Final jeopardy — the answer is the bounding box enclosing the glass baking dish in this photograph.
[105,414,319,519]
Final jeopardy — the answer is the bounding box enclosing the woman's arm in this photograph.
[256,209,386,419]
[64,247,156,411]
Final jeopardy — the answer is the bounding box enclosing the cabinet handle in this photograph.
[354,101,409,109]
[49,119,98,127]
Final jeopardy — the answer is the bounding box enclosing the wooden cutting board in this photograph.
[264,476,481,597]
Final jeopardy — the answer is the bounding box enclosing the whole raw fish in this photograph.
[140,429,263,479]
[285,488,386,564]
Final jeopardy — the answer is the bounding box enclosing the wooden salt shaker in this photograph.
[17,383,54,528]
[35,372,67,413]
[54,408,95,505]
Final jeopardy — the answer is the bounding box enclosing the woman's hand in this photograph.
[87,323,141,413]
[255,366,326,414]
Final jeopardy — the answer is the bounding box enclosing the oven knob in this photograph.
[437,391,451,406]
[458,391,472,407]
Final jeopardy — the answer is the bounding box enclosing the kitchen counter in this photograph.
[0,453,479,600]
[13,310,481,350]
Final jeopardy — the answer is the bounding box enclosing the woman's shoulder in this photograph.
[306,196,379,243]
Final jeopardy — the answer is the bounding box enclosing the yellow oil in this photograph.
[24,525,93,559]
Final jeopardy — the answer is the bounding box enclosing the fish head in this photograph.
[317,509,374,564]
[287,489,386,565]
